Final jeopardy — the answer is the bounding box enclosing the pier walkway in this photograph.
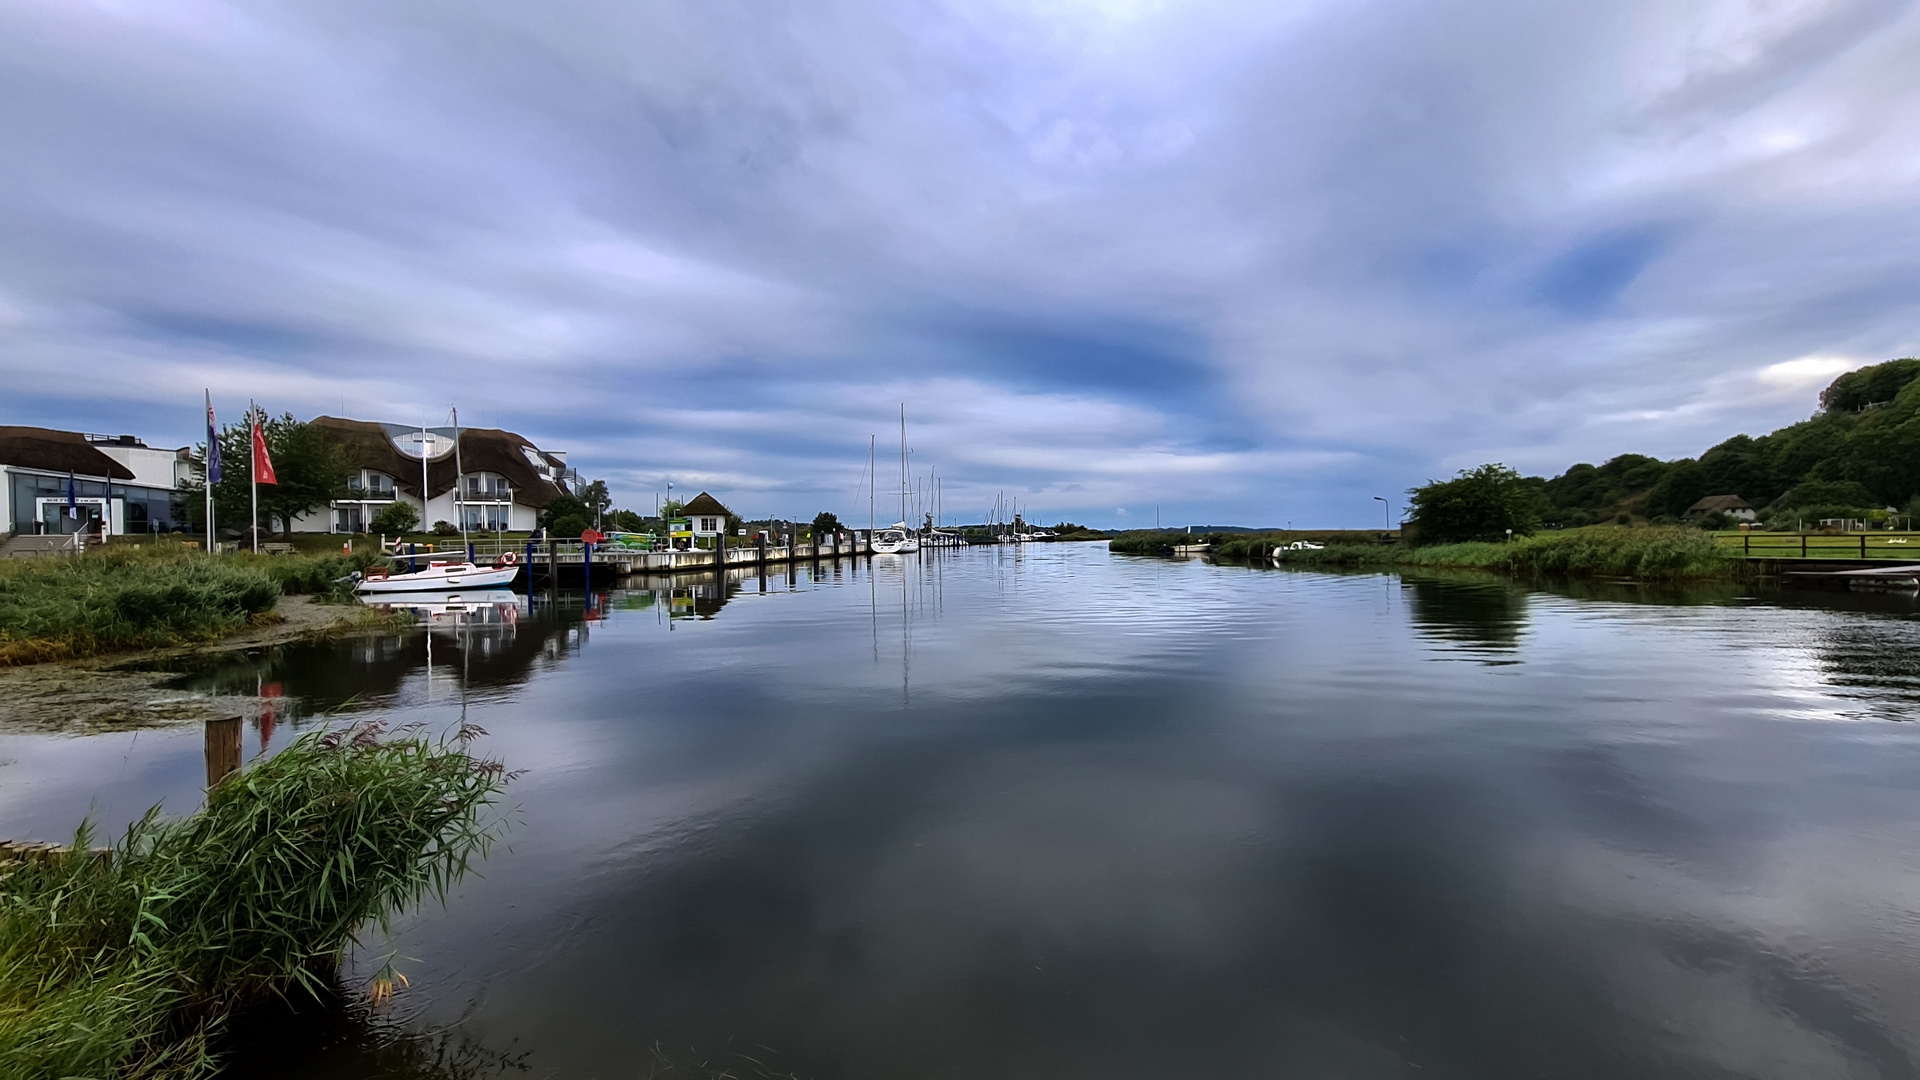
[419,534,879,580]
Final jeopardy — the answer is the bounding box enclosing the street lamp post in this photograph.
[1373,496,1391,535]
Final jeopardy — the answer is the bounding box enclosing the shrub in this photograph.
[367,502,418,534]
[431,520,458,536]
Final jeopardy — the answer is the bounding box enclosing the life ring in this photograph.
[495,550,519,568]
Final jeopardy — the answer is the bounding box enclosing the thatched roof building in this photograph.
[0,426,136,481]
[309,416,570,509]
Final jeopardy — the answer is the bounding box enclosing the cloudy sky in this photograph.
[2,0,1917,527]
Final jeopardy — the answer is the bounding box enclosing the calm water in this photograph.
[8,544,1920,1079]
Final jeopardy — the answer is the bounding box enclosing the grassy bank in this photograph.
[1268,527,1743,580]
[0,722,511,1080]
[0,546,379,665]
[1109,530,1395,558]
[1115,526,1744,580]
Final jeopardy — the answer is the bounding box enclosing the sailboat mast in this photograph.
[898,403,907,527]
[452,406,467,551]
[869,434,876,534]
[419,421,430,545]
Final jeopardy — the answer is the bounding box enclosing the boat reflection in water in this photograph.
[364,589,524,626]
[363,589,526,668]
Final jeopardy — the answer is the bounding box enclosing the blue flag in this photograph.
[66,472,76,518]
[205,390,222,484]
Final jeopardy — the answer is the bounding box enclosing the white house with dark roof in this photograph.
[1,427,193,537]
[681,492,732,540]
[1683,494,1757,522]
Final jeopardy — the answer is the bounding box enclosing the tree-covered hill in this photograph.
[1534,358,1920,526]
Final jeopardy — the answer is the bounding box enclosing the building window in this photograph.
[461,505,509,532]
[700,517,717,531]
[336,506,365,533]
[463,473,511,500]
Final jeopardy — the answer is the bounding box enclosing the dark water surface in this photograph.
[8,544,1920,1079]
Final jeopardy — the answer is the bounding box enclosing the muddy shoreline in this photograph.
[0,597,401,733]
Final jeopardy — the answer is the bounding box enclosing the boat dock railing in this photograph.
[389,533,880,578]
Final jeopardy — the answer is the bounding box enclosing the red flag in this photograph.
[251,420,278,485]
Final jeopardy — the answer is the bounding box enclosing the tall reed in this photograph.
[0,722,513,1080]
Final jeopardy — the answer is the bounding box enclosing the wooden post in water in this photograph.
[548,538,558,591]
[716,527,726,572]
[1802,534,1808,558]
[205,715,242,787]
[757,530,768,565]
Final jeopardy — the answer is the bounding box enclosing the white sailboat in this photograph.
[354,554,520,592]
[871,521,917,554]
[874,405,920,555]
[354,405,521,593]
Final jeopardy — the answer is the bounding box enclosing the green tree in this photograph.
[541,492,590,538]
[578,480,612,524]
[1405,464,1545,545]
[608,509,645,532]
[812,511,842,534]
[367,502,419,535]
[1819,358,1920,413]
[182,413,351,538]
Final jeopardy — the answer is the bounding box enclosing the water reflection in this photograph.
[18,548,1920,1080]
[1399,573,1530,661]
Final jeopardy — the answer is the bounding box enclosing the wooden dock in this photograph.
[436,533,881,581]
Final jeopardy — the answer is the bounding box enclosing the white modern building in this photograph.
[293,417,575,534]
[1,427,193,536]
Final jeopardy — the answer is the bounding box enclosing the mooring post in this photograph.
[205,715,242,787]
[757,530,768,565]
[548,537,558,590]
[468,541,475,565]
[583,540,592,598]
[524,540,535,590]
[716,528,726,573]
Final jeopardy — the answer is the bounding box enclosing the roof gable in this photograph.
[682,492,730,516]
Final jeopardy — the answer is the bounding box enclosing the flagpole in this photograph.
[205,390,216,555]
[250,401,259,554]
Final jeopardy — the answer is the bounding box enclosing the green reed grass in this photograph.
[1265,527,1741,580]
[0,722,512,1080]
[0,546,380,664]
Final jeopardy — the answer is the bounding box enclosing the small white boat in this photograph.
[871,524,920,554]
[1274,540,1325,555]
[354,553,521,592]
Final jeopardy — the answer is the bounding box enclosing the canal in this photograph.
[6,543,1920,1078]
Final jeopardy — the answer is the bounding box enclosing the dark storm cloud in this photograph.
[1,0,1917,526]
